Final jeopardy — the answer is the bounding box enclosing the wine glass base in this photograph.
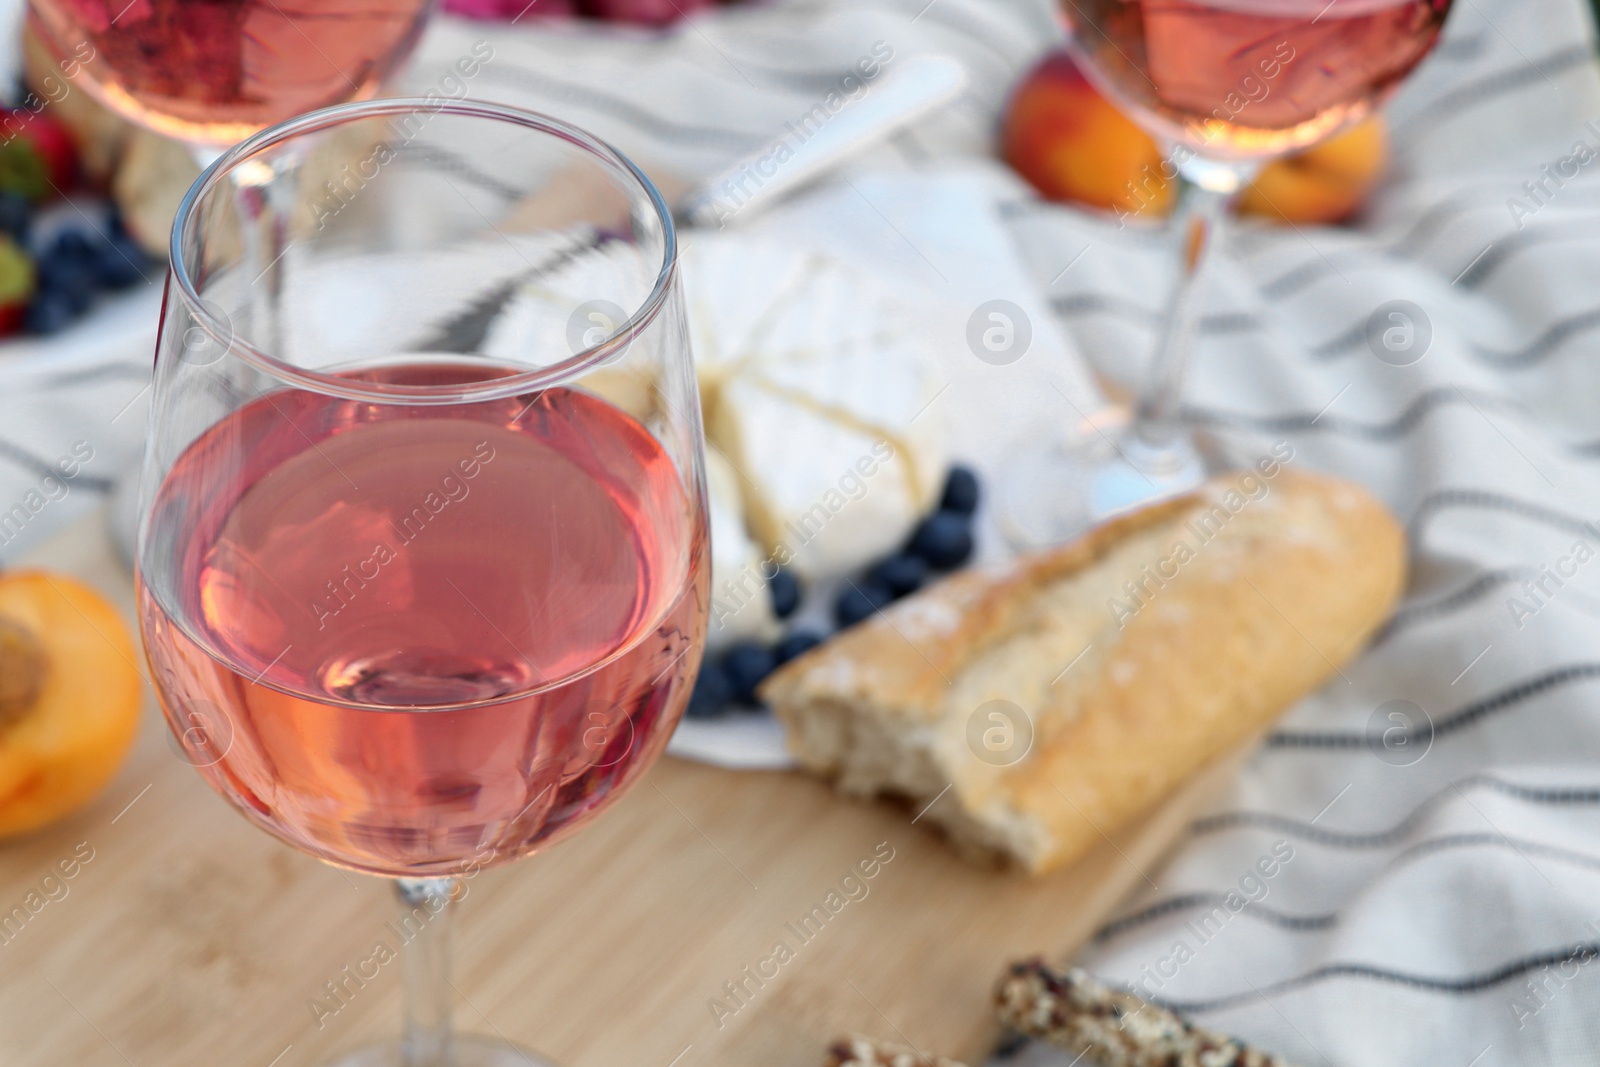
[999,415,1206,550]
[325,1036,559,1067]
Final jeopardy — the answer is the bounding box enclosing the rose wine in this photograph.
[30,0,432,146]
[139,366,708,876]
[1064,0,1451,157]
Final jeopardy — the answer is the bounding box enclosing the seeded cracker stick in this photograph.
[823,1037,969,1067]
[995,959,1296,1067]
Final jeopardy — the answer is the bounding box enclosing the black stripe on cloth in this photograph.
[1375,567,1600,645]
[1181,386,1522,443]
[1391,43,1598,141]
[1300,298,1600,367]
[393,142,525,201]
[1257,251,1370,300]
[1407,489,1600,543]
[1001,201,1171,252]
[705,53,884,97]
[0,440,114,492]
[1103,294,1600,371]
[1194,775,1600,847]
[1252,195,1600,302]
[1453,224,1600,290]
[1374,567,1532,644]
[1060,284,1600,371]
[843,0,1032,75]
[742,0,1028,79]
[472,64,766,151]
[1094,833,1600,943]
[1050,293,1262,335]
[1188,391,1600,458]
[1230,180,1508,264]
[1096,893,1336,943]
[1150,942,1600,1014]
[1267,664,1600,750]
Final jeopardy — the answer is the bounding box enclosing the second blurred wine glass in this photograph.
[28,0,433,156]
[1003,0,1452,546]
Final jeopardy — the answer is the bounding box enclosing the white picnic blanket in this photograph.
[3,0,1600,1064]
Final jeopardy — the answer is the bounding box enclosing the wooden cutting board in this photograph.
[1,509,1239,1067]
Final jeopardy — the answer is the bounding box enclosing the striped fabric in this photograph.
[2,1,1598,1063]
[999,1,1600,1064]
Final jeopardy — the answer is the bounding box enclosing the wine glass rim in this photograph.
[168,97,678,404]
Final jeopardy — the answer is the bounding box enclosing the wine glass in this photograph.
[27,0,434,156]
[136,99,707,1067]
[1002,0,1453,546]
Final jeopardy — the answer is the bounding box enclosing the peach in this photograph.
[1003,49,1388,226]
[1235,116,1389,224]
[0,571,140,837]
[1003,51,1174,218]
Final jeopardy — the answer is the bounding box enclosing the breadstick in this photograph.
[995,959,1294,1067]
[823,1036,968,1067]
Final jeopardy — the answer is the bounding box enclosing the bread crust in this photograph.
[760,470,1405,873]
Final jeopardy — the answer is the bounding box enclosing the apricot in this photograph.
[0,571,140,837]
[1235,117,1389,224]
[1003,49,1388,225]
[1003,51,1174,217]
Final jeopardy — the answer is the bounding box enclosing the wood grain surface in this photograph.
[1,509,1239,1067]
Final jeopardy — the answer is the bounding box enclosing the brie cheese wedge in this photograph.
[686,237,947,581]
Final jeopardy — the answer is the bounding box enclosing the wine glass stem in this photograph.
[1130,155,1258,455]
[396,876,459,1067]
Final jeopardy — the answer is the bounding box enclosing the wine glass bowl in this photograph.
[1063,0,1453,160]
[29,0,434,147]
[137,101,708,885]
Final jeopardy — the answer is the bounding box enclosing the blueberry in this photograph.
[870,553,928,598]
[723,643,778,705]
[25,287,76,335]
[940,465,981,516]
[774,629,825,665]
[92,236,147,290]
[768,567,801,619]
[908,511,974,570]
[834,579,893,629]
[49,229,96,264]
[0,192,31,241]
[685,661,734,719]
[37,251,96,314]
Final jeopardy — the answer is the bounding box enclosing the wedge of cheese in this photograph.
[686,237,947,581]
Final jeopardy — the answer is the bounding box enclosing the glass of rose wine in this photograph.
[1003,0,1453,545]
[136,99,708,1066]
[28,0,434,153]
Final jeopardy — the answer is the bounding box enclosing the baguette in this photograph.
[760,469,1404,873]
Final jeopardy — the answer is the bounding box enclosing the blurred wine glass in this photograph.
[1003,0,1452,546]
[28,0,433,156]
